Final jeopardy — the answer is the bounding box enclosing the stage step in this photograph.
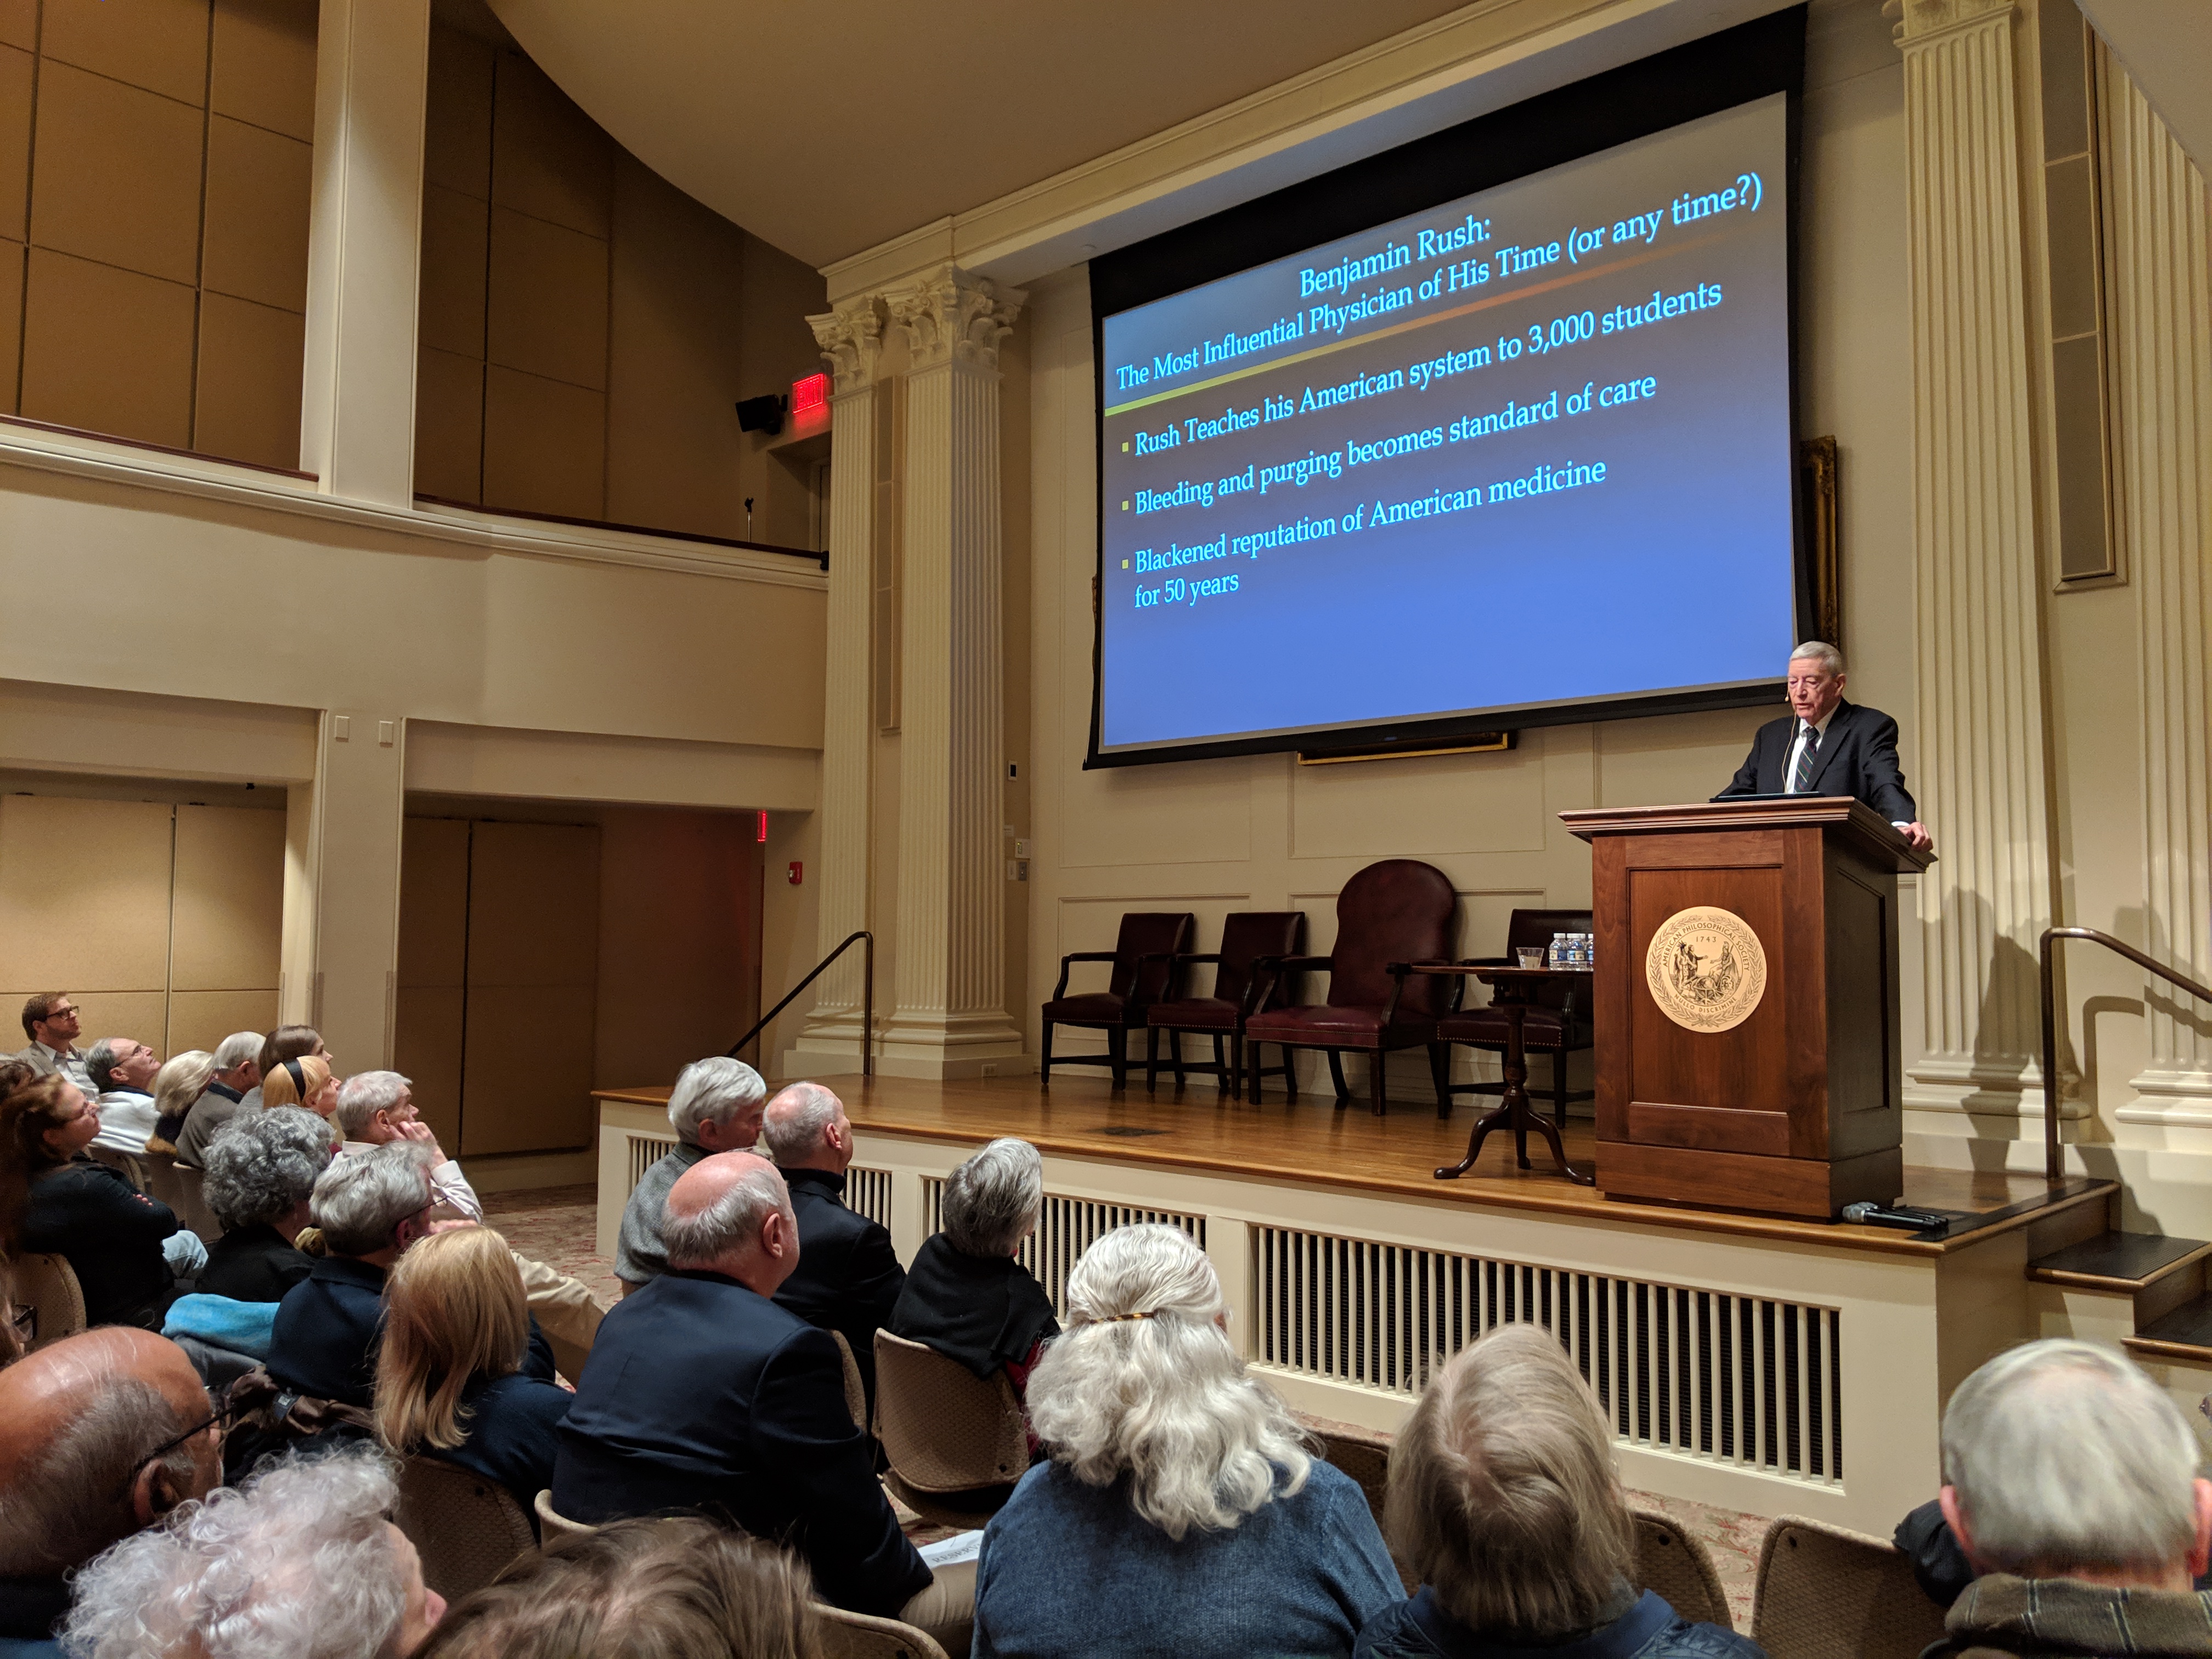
[2125,1293,2212,1365]
[2025,1231,2211,1292]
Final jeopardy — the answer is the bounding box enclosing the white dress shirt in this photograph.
[1783,709,1836,793]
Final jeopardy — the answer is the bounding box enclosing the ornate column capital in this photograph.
[885,264,1026,374]
[808,296,886,396]
[1886,0,2013,47]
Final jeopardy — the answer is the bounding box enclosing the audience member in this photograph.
[555,1152,972,1647]
[173,1029,267,1166]
[336,1070,480,1218]
[86,1037,161,1154]
[325,1074,600,1378]
[262,1023,332,1079]
[144,1048,216,1153]
[13,996,91,1099]
[262,1052,338,1121]
[199,1106,335,1302]
[374,1226,572,1515]
[1358,1322,1758,1659]
[0,1328,225,1655]
[266,1143,441,1407]
[761,1080,904,1408]
[412,1516,815,1659]
[61,1443,444,1659]
[891,1136,1059,1404]
[0,1057,33,1366]
[615,1056,767,1289]
[1922,1338,2212,1658]
[973,1223,1397,1659]
[4,1075,185,1329]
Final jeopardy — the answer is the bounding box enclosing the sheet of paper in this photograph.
[918,1530,984,1568]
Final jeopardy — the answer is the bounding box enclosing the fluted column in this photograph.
[1896,0,2061,1117]
[2101,53,2212,1119]
[788,297,884,1074]
[880,264,1029,1077]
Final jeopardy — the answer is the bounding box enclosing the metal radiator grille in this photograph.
[845,1166,893,1230]
[923,1178,1205,1317]
[625,1133,678,1194]
[1253,1227,1843,1484]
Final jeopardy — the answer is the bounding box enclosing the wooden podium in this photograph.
[1560,798,1934,1220]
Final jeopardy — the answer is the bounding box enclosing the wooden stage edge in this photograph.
[595,1072,2110,1260]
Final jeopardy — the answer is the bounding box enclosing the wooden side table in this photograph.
[1427,964,1595,1186]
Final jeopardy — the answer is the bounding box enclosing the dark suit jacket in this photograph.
[199,1222,313,1304]
[772,1166,906,1409]
[552,1268,930,1617]
[269,1253,554,1407]
[21,1156,179,1329]
[1717,699,1918,823]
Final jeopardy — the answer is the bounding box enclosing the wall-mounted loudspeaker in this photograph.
[735,394,787,435]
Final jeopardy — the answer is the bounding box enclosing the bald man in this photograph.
[554,1153,970,1650]
[0,1328,224,1654]
[761,1082,905,1412]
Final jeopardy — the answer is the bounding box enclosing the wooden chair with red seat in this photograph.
[1040,911,1194,1089]
[1142,911,1306,1098]
[1429,907,1595,1125]
[1243,860,1458,1116]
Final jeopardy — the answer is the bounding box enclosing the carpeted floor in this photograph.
[483,1183,1765,1626]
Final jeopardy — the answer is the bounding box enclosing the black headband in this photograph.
[284,1058,307,1094]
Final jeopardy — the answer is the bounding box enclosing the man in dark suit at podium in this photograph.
[1719,641,1934,853]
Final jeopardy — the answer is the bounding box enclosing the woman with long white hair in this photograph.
[970,1223,1400,1657]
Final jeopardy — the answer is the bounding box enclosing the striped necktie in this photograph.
[1791,723,1821,792]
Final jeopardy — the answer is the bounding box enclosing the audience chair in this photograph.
[1631,1507,1733,1630]
[533,1489,600,1548]
[815,1605,952,1659]
[830,1329,869,1432]
[85,1143,150,1191]
[13,1252,85,1351]
[394,1455,535,1602]
[1243,860,1458,1115]
[1749,1514,1947,1659]
[1041,912,1194,1089]
[1142,911,1306,1098]
[873,1330,1028,1528]
[142,1149,223,1244]
[1430,907,1596,1125]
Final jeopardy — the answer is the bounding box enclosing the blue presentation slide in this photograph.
[1096,94,1797,757]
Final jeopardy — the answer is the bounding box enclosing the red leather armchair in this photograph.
[1040,912,1194,1089]
[1429,907,1595,1124]
[1141,911,1306,1098]
[1243,860,1457,1115]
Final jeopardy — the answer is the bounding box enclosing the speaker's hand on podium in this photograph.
[1893,820,1934,854]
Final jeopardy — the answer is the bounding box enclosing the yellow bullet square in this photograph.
[1121,441,1130,452]
[1121,559,1130,568]
[1121,501,1129,511]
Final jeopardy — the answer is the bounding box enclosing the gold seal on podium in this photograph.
[1645,905,1767,1032]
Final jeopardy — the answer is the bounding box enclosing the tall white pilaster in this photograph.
[880,265,1028,1078]
[301,0,430,508]
[1897,0,2061,1119]
[789,298,886,1075]
[2101,53,2212,1119]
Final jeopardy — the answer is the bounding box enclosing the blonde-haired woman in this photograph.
[144,1049,217,1154]
[261,1053,338,1124]
[374,1225,571,1514]
[971,1223,1399,1658]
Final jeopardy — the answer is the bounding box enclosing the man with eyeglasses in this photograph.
[0,1327,226,1656]
[13,994,94,1101]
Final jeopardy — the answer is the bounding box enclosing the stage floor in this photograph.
[597,1070,2107,1258]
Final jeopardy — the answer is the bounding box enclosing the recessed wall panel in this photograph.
[30,60,205,284]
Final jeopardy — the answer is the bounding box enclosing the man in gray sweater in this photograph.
[614,1056,768,1291]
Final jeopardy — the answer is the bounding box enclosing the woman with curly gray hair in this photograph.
[197,1105,336,1302]
[970,1224,1400,1658]
[61,1442,444,1659]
